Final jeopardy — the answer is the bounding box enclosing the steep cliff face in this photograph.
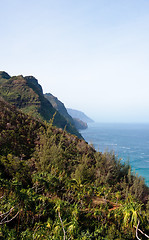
[44,93,74,124]
[45,93,88,130]
[0,72,82,139]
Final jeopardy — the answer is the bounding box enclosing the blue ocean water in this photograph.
[80,123,149,186]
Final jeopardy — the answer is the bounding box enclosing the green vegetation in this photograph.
[0,96,149,239]
[0,72,82,139]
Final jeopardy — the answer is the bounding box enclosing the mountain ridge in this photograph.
[44,92,88,130]
[0,71,82,139]
[44,93,74,125]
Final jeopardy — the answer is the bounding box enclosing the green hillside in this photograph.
[0,71,82,139]
[0,96,149,239]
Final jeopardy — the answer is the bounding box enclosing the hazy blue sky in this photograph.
[1,0,149,122]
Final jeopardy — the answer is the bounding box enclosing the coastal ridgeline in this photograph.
[45,93,88,130]
[0,71,82,139]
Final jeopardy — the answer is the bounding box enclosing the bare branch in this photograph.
[0,211,20,225]
[136,220,141,240]
[137,228,149,239]
[0,207,15,218]
[58,211,66,240]
[134,223,149,239]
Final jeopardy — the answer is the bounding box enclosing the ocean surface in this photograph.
[80,122,149,186]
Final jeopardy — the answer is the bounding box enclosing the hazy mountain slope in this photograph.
[44,93,74,124]
[73,118,88,130]
[0,71,82,138]
[67,108,94,123]
[45,93,88,130]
